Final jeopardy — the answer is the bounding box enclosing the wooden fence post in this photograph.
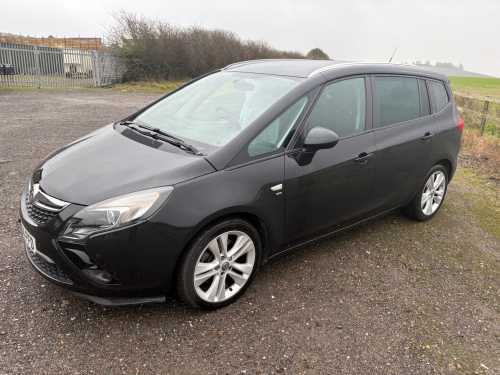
[479,100,490,135]
[453,93,500,135]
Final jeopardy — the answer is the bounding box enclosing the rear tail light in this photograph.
[458,117,464,131]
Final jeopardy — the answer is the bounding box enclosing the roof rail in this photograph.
[222,58,319,71]
[308,62,435,78]
[222,60,267,70]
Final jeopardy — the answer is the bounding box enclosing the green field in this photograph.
[450,77,500,99]
[450,77,500,138]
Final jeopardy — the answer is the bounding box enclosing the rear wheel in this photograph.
[175,218,261,309]
[402,165,448,221]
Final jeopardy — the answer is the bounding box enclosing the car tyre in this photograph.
[402,164,448,222]
[175,217,261,309]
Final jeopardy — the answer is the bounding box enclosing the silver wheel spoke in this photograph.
[206,274,221,301]
[425,200,433,215]
[207,240,221,262]
[216,273,227,301]
[194,269,218,287]
[426,178,433,192]
[232,262,253,275]
[434,174,445,189]
[228,270,248,286]
[218,233,229,258]
[421,191,431,205]
[433,194,442,204]
[227,234,250,258]
[231,241,254,260]
[194,261,219,276]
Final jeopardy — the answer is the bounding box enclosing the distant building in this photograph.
[0,36,102,52]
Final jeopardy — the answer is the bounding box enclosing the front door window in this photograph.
[304,77,366,137]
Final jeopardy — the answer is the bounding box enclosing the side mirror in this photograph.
[295,127,339,166]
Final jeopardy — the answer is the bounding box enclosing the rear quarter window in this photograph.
[428,80,450,113]
[375,76,420,127]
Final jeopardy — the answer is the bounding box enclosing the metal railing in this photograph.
[0,42,125,88]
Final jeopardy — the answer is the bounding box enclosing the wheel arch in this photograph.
[435,158,453,181]
[402,158,454,209]
[176,208,274,266]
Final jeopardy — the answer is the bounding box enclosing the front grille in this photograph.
[25,245,72,284]
[26,195,57,225]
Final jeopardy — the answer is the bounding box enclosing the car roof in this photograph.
[222,59,449,81]
[222,59,347,78]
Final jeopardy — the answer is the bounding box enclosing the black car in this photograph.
[20,60,463,309]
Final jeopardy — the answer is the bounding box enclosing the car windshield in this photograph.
[134,72,303,153]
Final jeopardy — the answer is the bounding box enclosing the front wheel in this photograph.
[175,218,261,309]
[402,165,448,221]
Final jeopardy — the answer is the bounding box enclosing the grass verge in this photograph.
[460,128,500,175]
[100,79,190,93]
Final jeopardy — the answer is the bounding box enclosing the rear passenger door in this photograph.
[368,76,439,213]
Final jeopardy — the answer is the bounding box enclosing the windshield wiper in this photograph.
[154,134,203,156]
[120,121,183,141]
[120,121,203,156]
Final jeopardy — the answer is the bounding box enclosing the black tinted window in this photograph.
[305,78,366,138]
[428,80,449,113]
[375,76,420,127]
[419,79,431,117]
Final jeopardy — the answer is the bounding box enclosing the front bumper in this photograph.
[20,184,183,305]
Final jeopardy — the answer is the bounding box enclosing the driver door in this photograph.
[283,77,377,249]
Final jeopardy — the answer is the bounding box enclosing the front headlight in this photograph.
[58,187,173,244]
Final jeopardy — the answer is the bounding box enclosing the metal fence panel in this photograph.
[96,52,126,86]
[0,42,125,88]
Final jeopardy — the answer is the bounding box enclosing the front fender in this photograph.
[149,156,285,260]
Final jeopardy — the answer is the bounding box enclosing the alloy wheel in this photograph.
[421,171,446,215]
[193,231,256,303]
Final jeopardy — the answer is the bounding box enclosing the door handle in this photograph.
[422,132,435,142]
[270,184,282,195]
[354,152,373,164]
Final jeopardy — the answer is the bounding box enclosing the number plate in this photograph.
[22,224,37,255]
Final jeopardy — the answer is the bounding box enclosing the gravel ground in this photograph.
[1,88,499,375]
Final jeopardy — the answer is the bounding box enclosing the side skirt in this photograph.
[268,206,401,261]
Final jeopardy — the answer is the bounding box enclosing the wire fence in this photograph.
[0,42,125,88]
[454,92,500,136]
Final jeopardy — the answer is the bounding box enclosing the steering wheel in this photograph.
[215,106,240,127]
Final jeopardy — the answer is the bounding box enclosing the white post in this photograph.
[93,50,101,87]
[34,45,41,88]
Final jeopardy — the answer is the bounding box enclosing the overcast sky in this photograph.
[2,0,499,77]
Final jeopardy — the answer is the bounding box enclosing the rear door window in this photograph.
[375,76,420,127]
[428,80,450,113]
[419,79,431,117]
[304,77,366,138]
